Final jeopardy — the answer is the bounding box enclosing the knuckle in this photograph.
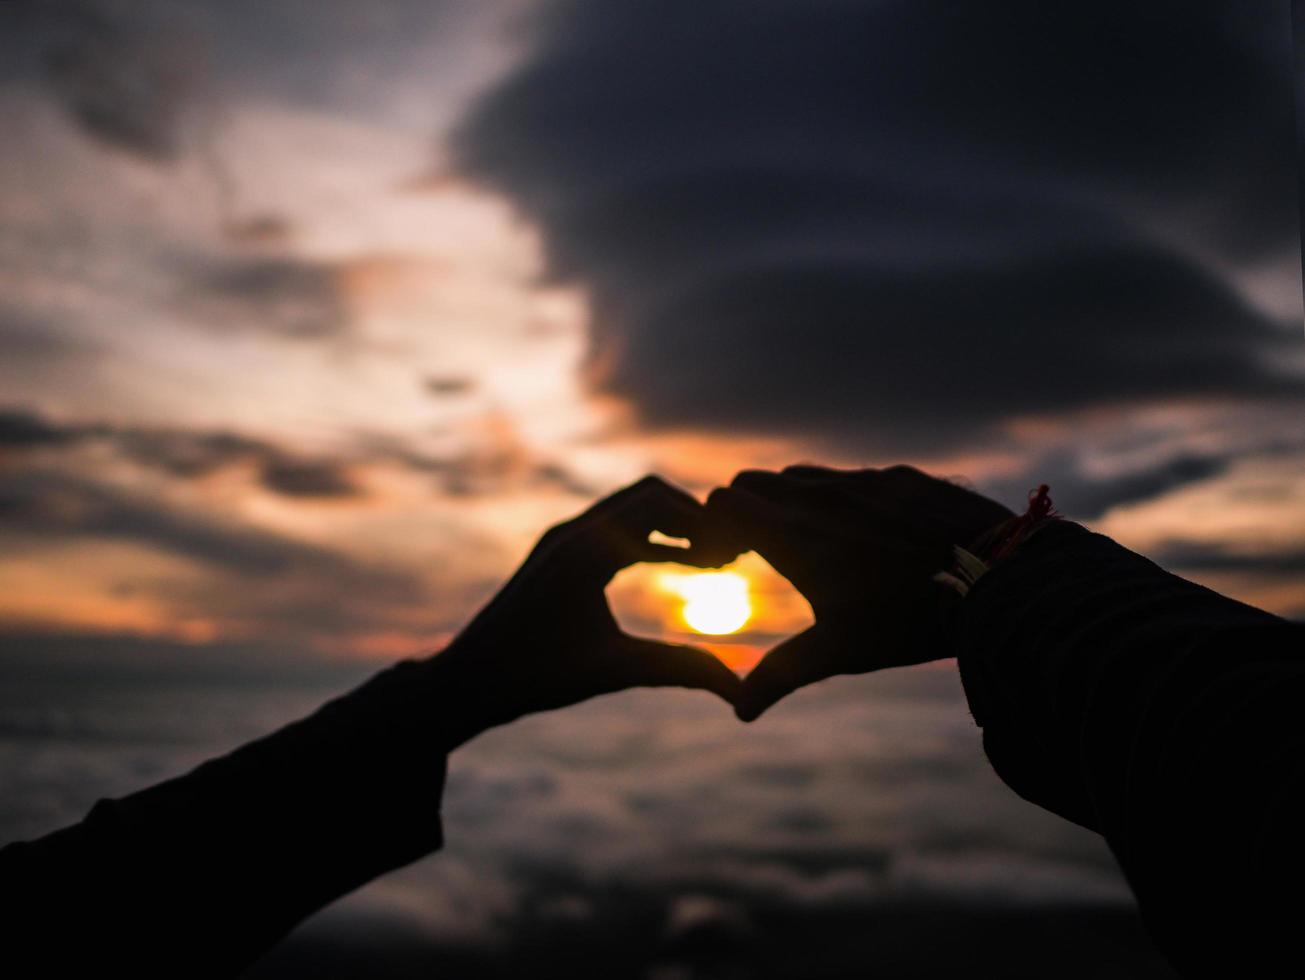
[883,464,923,480]
[610,474,663,504]
[781,462,827,477]
[705,486,735,509]
[529,520,576,560]
[730,468,770,488]
[540,520,571,542]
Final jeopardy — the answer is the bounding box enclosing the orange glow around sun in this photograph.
[658,571,752,635]
[606,550,814,673]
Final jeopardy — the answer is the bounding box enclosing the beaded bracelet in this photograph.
[932,484,1060,597]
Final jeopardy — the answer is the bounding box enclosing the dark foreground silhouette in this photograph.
[2,467,1300,978]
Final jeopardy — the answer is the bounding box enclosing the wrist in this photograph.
[309,643,508,759]
[412,637,531,750]
[978,484,1060,564]
[965,515,1019,558]
[936,485,1062,598]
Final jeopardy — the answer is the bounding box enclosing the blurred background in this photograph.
[2,1,1302,976]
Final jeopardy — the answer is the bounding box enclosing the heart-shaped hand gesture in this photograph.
[433,467,1011,745]
[434,475,742,746]
[701,465,1014,721]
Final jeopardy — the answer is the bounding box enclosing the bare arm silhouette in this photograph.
[0,476,738,979]
[708,464,1305,976]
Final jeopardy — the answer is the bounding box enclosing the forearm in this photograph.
[954,520,1296,823]
[0,473,737,977]
[0,650,482,978]
[952,519,1305,970]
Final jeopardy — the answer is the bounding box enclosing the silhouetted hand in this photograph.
[432,475,742,746]
[702,465,1013,721]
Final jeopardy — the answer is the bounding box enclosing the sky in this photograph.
[1,0,1303,674]
[1,3,1302,974]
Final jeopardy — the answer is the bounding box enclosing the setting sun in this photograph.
[658,571,752,635]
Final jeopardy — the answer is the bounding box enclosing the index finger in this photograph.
[586,475,722,576]
[699,483,789,563]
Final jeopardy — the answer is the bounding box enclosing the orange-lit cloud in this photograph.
[609,552,814,674]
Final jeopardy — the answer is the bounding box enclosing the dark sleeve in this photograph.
[0,655,455,979]
[953,519,1305,975]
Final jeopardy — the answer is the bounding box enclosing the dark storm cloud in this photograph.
[584,240,1298,447]
[452,1,1299,451]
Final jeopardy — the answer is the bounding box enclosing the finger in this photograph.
[735,626,842,722]
[730,469,812,507]
[636,541,723,567]
[702,484,786,555]
[591,478,715,577]
[879,464,927,481]
[702,481,847,570]
[731,468,872,522]
[525,475,689,567]
[621,636,743,705]
[872,464,935,498]
[592,474,700,524]
[614,481,706,542]
[780,463,844,481]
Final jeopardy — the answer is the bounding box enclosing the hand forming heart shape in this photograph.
[694,465,1014,721]
[438,468,1011,747]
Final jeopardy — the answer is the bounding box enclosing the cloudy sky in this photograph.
[4,3,1305,974]
[1,0,1303,676]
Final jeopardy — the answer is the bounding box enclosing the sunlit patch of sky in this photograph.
[0,0,656,658]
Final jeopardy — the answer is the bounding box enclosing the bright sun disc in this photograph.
[660,571,752,635]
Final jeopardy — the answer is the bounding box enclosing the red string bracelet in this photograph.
[933,484,1061,597]
[985,483,1060,564]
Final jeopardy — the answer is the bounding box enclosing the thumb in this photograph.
[620,636,743,707]
[736,626,842,722]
